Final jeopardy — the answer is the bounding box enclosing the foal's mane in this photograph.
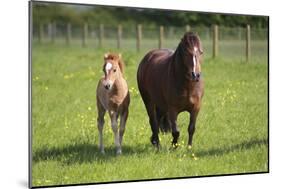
[104,53,125,74]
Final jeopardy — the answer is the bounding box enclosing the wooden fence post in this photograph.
[66,22,71,45]
[213,24,218,58]
[136,24,142,52]
[117,24,122,49]
[246,25,251,62]
[82,22,88,47]
[38,23,44,44]
[186,25,191,32]
[51,22,56,44]
[159,26,164,49]
[99,24,104,48]
[48,22,52,42]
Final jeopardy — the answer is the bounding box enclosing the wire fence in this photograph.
[33,23,268,63]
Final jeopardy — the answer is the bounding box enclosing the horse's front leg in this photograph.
[168,111,180,148]
[187,110,199,149]
[109,111,121,155]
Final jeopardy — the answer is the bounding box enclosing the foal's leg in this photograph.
[119,108,129,146]
[109,111,121,154]
[168,111,180,147]
[187,110,199,148]
[97,99,106,154]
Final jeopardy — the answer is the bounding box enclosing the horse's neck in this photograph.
[171,48,195,93]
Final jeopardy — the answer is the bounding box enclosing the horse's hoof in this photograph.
[172,143,179,149]
[152,141,160,149]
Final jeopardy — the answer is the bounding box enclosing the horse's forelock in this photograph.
[182,32,203,55]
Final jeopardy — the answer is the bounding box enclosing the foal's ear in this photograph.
[118,57,124,74]
[104,53,109,59]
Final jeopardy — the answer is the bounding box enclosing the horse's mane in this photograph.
[104,53,125,74]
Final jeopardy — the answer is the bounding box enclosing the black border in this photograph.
[28,1,33,188]
[28,0,270,188]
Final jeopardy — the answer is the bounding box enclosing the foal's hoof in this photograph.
[188,145,192,150]
[100,150,105,155]
[116,149,122,155]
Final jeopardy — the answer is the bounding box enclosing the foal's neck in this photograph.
[111,76,127,97]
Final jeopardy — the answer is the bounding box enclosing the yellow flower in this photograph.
[45,87,48,90]
[88,107,92,111]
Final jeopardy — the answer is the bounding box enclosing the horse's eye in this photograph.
[113,69,117,72]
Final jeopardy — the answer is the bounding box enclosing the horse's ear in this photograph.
[197,36,203,55]
[118,57,124,74]
[199,43,203,55]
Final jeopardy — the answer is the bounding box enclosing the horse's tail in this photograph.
[156,107,171,133]
[159,115,171,133]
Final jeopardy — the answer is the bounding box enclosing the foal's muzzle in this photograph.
[104,84,111,90]
[103,80,113,90]
[191,72,201,82]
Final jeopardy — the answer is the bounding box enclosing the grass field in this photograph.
[31,44,268,187]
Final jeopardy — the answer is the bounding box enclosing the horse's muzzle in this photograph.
[191,72,201,82]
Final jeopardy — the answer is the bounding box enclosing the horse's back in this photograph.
[137,49,174,110]
[137,49,173,83]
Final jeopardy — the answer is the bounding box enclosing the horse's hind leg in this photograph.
[109,111,122,155]
[138,89,159,148]
[97,98,106,154]
[168,111,180,148]
[145,103,160,148]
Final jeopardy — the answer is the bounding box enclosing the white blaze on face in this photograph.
[105,62,112,74]
[193,47,198,73]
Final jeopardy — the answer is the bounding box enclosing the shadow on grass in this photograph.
[196,138,268,158]
[33,138,268,165]
[33,142,150,165]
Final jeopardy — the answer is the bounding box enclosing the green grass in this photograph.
[31,44,268,187]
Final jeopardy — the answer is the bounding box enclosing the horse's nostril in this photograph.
[191,72,196,79]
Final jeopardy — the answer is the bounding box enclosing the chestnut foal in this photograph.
[96,53,130,154]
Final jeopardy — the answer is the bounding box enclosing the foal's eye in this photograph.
[113,69,117,72]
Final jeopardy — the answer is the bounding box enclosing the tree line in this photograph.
[32,2,268,29]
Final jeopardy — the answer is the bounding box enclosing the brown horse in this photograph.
[137,32,204,149]
[96,53,130,154]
